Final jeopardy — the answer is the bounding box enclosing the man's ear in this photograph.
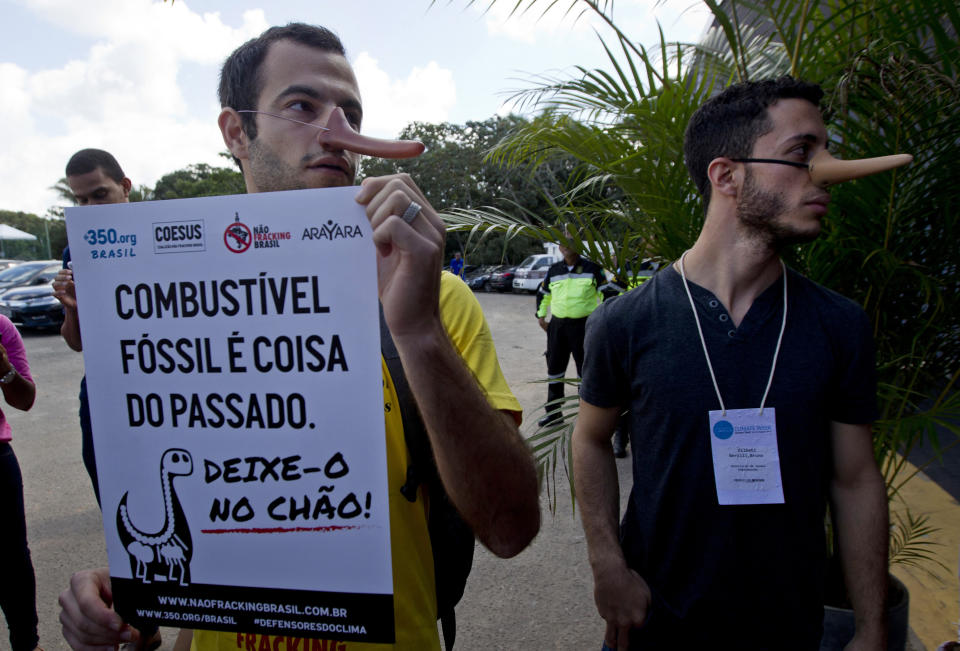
[219,108,250,162]
[121,177,132,198]
[706,157,740,199]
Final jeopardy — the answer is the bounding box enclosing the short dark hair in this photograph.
[218,23,346,142]
[65,148,125,182]
[683,76,823,207]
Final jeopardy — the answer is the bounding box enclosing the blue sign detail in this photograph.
[713,420,734,440]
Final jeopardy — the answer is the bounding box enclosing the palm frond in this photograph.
[888,510,949,573]
[436,2,960,576]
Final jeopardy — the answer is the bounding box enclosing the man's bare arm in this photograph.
[0,342,35,411]
[356,173,539,559]
[61,308,82,351]
[829,421,888,650]
[396,325,540,557]
[573,399,650,650]
[53,268,83,351]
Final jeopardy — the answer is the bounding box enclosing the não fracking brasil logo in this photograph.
[224,214,251,253]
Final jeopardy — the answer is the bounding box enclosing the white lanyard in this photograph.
[677,251,788,416]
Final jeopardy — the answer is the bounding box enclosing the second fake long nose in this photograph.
[319,107,425,159]
[807,149,913,187]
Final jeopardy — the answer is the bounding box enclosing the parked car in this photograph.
[489,265,518,292]
[0,259,22,271]
[0,260,60,297]
[464,265,501,292]
[512,254,558,293]
[0,283,64,330]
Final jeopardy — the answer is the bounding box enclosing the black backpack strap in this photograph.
[380,304,435,501]
[379,304,463,650]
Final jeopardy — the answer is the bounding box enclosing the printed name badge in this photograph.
[708,408,784,505]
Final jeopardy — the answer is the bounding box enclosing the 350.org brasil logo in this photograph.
[83,227,137,260]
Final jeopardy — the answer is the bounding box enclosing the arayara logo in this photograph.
[302,219,364,242]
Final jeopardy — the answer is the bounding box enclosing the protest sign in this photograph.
[65,187,394,642]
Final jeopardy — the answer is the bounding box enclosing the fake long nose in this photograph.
[807,149,913,188]
[318,107,425,159]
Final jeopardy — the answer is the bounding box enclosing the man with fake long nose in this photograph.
[58,23,539,651]
[573,77,908,650]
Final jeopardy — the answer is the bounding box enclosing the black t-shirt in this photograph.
[580,265,878,649]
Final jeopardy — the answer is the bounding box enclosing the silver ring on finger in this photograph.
[401,201,422,224]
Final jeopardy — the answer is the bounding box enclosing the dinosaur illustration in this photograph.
[116,448,194,586]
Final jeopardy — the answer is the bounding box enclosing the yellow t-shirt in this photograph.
[193,273,522,651]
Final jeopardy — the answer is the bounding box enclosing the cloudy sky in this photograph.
[0,0,710,215]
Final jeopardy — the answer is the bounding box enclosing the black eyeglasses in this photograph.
[731,158,809,169]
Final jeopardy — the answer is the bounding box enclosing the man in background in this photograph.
[54,149,162,651]
[450,250,464,277]
[535,229,604,427]
[53,148,132,505]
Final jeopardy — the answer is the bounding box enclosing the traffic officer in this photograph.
[536,229,605,427]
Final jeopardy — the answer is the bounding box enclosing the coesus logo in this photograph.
[153,220,206,254]
[155,222,203,242]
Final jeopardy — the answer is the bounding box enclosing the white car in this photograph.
[512,254,558,293]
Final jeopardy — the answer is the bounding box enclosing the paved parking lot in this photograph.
[3,290,629,650]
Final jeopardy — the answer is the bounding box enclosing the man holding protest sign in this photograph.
[59,23,540,651]
[55,149,164,651]
[54,148,133,506]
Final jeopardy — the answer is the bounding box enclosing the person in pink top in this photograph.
[0,314,39,651]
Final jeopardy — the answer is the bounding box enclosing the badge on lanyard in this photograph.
[678,252,789,507]
[709,407,784,504]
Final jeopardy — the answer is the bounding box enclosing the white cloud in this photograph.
[479,1,598,43]
[0,0,269,215]
[478,0,711,47]
[21,0,268,63]
[352,53,457,137]
[0,0,711,215]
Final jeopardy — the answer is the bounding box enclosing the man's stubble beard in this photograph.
[736,168,820,250]
[247,138,353,192]
[246,138,310,193]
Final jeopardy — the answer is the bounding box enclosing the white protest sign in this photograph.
[66,187,394,642]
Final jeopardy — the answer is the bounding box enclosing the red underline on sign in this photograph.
[201,525,363,534]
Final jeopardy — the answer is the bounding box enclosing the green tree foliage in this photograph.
[0,210,65,259]
[447,0,960,541]
[152,163,245,200]
[362,115,579,263]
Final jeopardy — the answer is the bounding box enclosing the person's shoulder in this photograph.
[789,268,867,319]
[439,270,482,315]
[440,268,468,292]
[592,271,661,319]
